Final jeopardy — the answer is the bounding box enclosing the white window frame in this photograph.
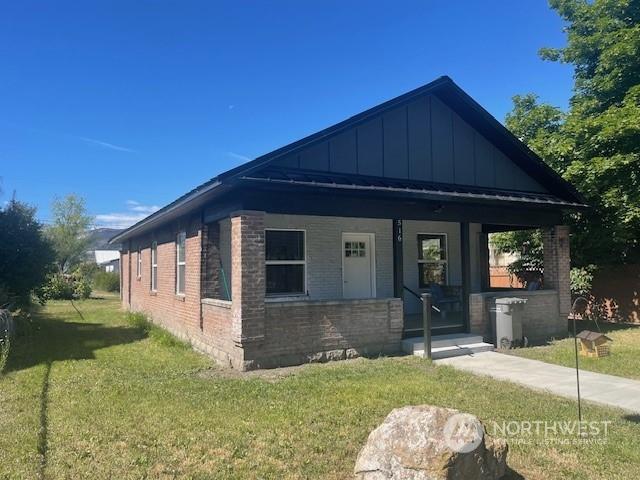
[151,241,158,292]
[176,231,186,295]
[417,232,449,287]
[136,247,142,279]
[265,228,307,297]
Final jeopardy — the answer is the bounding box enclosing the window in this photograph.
[136,247,142,278]
[265,230,305,295]
[151,241,158,291]
[344,241,367,257]
[417,234,447,287]
[176,231,186,295]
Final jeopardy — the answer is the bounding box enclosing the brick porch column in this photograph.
[230,211,265,345]
[543,225,571,321]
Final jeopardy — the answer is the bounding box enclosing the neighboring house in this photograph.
[110,76,587,370]
[488,244,523,289]
[102,258,120,273]
[93,250,121,273]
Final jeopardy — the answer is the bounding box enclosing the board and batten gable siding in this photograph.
[272,94,546,193]
[263,214,394,300]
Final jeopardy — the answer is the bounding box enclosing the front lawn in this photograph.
[1,297,639,479]
[508,320,640,380]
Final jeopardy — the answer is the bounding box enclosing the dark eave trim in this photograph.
[108,179,227,244]
[239,176,587,210]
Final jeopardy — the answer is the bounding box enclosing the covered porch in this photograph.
[198,175,574,366]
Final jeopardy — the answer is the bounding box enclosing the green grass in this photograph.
[508,320,640,380]
[1,297,639,479]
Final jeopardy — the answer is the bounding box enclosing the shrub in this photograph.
[0,333,9,375]
[570,265,596,297]
[74,277,92,299]
[0,200,55,306]
[0,310,12,375]
[93,271,120,292]
[36,272,93,302]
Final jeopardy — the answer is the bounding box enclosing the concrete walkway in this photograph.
[437,351,640,414]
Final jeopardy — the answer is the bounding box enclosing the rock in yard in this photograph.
[354,405,508,479]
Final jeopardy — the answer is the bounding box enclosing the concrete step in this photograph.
[402,334,494,360]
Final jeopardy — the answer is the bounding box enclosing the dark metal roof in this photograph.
[240,167,588,209]
[577,330,612,342]
[110,76,587,245]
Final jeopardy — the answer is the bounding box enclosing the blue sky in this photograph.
[0,1,573,228]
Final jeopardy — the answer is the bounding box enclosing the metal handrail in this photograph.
[402,285,440,313]
[403,285,432,360]
[402,285,422,301]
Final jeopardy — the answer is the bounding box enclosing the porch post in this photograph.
[392,219,403,298]
[543,225,571,322]
[478,230,490,291]
[460,222,471,331]
[230,211,266,345]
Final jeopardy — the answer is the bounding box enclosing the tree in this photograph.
[0,200,54,305]
[498,0,640,267]
[47,195,94,273]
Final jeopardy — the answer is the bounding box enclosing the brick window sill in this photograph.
[175,294,186,302]
[150,291,158,296]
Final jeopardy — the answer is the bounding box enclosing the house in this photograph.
[488,245,523,289]
[101,258,120,273]
[93,250,121,273]
[110,76,587,370]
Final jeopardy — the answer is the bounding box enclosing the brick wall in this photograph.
[231,211,266,345]
[122,211,409,370]
[242,298,403,369]
[127,216,202,332]
[543,225,571,321]
[120,214,246,368]
[469,290,564,343]
[264,214,394,299]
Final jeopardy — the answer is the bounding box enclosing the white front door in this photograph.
[342,233,376,299]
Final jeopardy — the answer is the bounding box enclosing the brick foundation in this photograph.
[245,298,403,369]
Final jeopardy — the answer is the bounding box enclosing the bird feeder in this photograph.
[576,330,612,358]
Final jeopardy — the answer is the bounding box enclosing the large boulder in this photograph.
[354,405,508,479]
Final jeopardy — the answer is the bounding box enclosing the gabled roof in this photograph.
[577,331,612,342]
[110,76,587,245]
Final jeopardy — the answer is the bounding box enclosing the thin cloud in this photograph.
[125,200,160,214]
[0,122,136,153]
[77,136,136,153]
[226,151,251,162]
[96,201,160,229]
